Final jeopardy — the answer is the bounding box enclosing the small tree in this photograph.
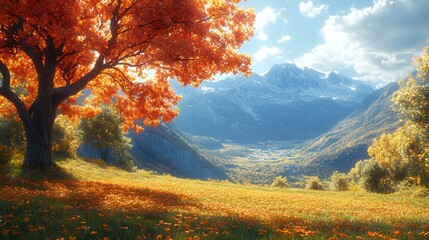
[271,176,289,188]
[305,176,324,190]
[0,116,25,164]
[79,106,136,170]
[348,160,367,186]
[112,137,137,172]
[52,115,80,159]
[330,171,350,191]
[385,46,429,187]
[359,159,393,193]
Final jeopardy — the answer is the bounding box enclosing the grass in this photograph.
[1,157,429,239]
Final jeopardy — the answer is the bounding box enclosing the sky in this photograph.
[238,0,429,88]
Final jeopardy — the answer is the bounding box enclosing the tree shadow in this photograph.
[0,171,201,213]
[1,173,428,239]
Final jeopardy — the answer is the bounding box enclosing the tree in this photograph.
[271,176,289,188]
[329,171,349,191]
[0,115,80,162]
[52,115,80,159]
[358,159,393,193]
[0,116,25,164]
[391,47,429,187]
[367,128,409,183]
[305,176,324,190]
[111,137,137,172]
[0,0,254,169]
[79,106,135,166]
[80,106,136,171]
[366,46,429,188]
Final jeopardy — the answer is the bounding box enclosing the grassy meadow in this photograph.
[0,157,428,240]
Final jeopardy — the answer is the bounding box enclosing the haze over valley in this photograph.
[125,63,401,184]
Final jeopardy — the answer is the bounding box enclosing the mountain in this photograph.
[173,63,373,142]
[298,82,402,176]
[129,123,228,180]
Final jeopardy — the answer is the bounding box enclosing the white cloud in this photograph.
[258,32,269,41]
[295,0,429,87]
[254,46,283,62]
[299,1,328,18]
[278,35,292,43]
[255,6,280,41]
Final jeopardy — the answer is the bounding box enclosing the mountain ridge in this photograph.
[173,63,373,143]
[130,123,229,180]
[298,82,402,176]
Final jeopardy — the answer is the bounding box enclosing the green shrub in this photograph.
[79,105,136,171]
[394,180,418,194]
[348,160,366,187]
[53,115,80,159]
[0,115,79,162]
[112,137,137,172]
[271,176,289,188]
[330,171,350,191]
[412,187,429,198]
[0,116,25,163]
[305,176,324,190]
[0,146,14,164]
[79,106,124,162]
[358,159,393,193]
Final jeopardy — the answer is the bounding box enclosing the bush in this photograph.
[79,106,124,162]
[0,115,79,162]
[394,180,418,193]
[412,187,429,198]
[305,176,324,190]
[53,115,80,159]
[271,176,289,188]
[112,137,137,172]
[330,171,350,191]
[79,105,137,171]
[348,160,366,187]
[0,116,25,163]
[359,159,394,193]
[0,146,14,164]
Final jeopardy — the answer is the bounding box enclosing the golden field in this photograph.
[0,157,428,239]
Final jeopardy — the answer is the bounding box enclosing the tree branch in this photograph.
[0,60,31,127]
[52,54,106,104]
[0,61,11,90]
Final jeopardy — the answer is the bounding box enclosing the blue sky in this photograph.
[238,0,429,88]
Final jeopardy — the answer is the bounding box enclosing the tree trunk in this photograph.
[22,93,57,169]
[100,148,110,162]
[24,127,55,169]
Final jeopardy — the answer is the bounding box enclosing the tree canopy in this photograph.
[368,46,429,188]
[0,0,254,168]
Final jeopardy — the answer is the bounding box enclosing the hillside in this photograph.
[77,122,227,181]
[0,158,428,239]
[129,123,228,180]
[173,63,373,142]
[298,82,402,176]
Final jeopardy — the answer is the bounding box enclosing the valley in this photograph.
[195,140,302,185]
[1,1,428,239]
[127,63,401,184]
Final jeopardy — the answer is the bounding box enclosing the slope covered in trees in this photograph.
[360,47,429,191]
[298,82,402,176]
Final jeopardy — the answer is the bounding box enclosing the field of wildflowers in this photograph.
[0,158,428,239]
